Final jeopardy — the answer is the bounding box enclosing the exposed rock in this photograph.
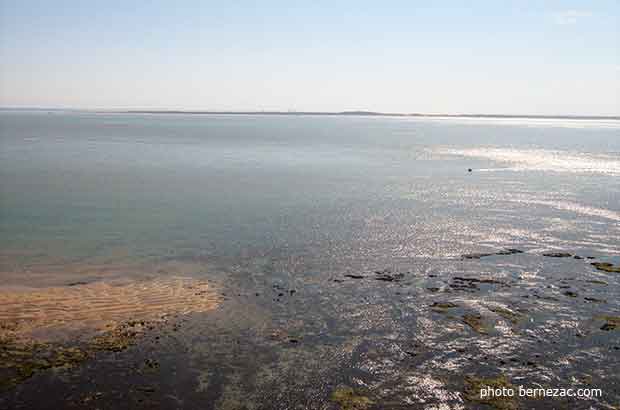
[66,281,89,286]
[591,262,620,273]
[430,302,459,310]
[453,277,503,284]
[0,337,89,391]
[587,279,608,285]
[450,276,505,291]
[497,248,524,256]
[488,306,523,325]
[331,386,373,410]
[542,252,572,258]
[598,316,620,331]
[462,314,489,334]
[344,274,365,279]
[462,248,523,260]
[464,375,517,410]
[373,269,405,282]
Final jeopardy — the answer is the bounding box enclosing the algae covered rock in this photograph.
[0,338,89,390]
[462,248,523,259]
[89,320,149,352]
[597,315,620,331]
[464,375,517,410]
[331,386,373,410]
[462,314,490,335]
[430,301,459,311]
[591,262,620,273]
[488,306,523,325]
[542,252,573,258]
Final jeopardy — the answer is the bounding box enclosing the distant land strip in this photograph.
[121,110,620,120]
[1,108,618,120]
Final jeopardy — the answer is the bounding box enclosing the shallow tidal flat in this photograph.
[0,275,220,397]
[1,250,619,409]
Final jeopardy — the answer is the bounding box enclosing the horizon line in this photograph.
[1,107,619,120]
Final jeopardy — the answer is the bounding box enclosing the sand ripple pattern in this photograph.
[0,277,220,341]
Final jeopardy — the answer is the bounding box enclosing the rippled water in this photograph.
[1,111,619,409]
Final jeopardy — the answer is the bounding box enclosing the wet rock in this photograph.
[453,277,503,284]
[563,291,578,297]
[464,375,517,410]
[77,391,103,405]
[462,252,493,259]
[497,248,524,256]
[598,316,620,331]
[591,262,620,273]
[573,255,583,260]
[488,306,523,325]
[0,338,89,390]
[268,330,286,341]
[344,274,365,279]
[90,320,150,352]
[587,279,608,285]
[584,297,606,303]
[66,281,89,287]
[374,274,403,282]
[373,269,405,282]
[430,302,458,310]
[451,276,504,291]
[542,252,572,258]
[144,358,159,370]
[462,248,523,259]
[462,314,489,335]
[330,386,373,410]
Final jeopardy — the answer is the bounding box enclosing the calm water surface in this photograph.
[1,112,619,409]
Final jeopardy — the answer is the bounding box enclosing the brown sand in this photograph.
[0,276,220,342]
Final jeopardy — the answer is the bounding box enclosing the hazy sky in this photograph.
[1,1,618,115]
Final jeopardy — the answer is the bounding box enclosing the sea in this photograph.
[1,110,619,409]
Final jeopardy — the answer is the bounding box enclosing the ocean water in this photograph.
[2,112,618,282]
[1,111,619,409]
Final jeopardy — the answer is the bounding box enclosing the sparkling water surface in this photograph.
[1,111,619,409]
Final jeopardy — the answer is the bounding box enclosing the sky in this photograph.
[1,1,619,115]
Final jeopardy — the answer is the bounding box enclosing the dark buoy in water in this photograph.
[468,168,472,172]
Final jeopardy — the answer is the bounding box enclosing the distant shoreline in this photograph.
[1,108,619,120]
[123,111,620,120]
